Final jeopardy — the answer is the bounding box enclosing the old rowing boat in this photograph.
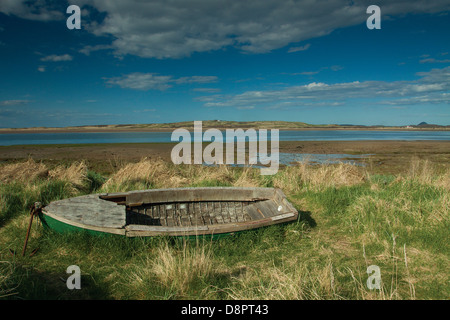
[39,187,298,238]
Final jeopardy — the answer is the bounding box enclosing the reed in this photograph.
[0,158,48,184]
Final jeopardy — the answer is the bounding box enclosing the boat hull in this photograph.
[40,187,298,238]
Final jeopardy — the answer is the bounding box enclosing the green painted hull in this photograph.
[39,212,111,237]
[39,187,298,240]
[38,212,237,240]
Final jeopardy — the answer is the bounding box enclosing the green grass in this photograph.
[0,158,448,300]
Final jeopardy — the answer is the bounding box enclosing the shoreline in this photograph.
[1,126,449,134]
[1,140,449,175]
[1,139,449,146]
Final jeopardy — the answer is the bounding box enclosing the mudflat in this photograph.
[1,140,448,175]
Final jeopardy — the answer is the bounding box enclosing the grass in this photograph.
[0,157,448,300]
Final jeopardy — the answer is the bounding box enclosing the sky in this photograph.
[0,0,449,128]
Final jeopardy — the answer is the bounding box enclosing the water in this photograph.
[275,152,371,166]
[0,132,172,146]
[0,130,449,146]
[221,152,372,168]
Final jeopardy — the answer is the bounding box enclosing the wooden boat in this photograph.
[39,187,298,238]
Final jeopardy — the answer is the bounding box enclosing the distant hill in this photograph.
[408,122,448,129]
[1,120,449,133]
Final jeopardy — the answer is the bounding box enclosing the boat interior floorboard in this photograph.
[126,200,257,227]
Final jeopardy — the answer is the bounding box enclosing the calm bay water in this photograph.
[0,130,449,146]
[1,130,447,166]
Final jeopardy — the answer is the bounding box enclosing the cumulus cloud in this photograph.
[201,66,450,109]
[28,0,450,59]
[104,72,218,91]
[0,0,65,21]
[84,0,450,58]
[76,0,365,58]
[2,1,450,59]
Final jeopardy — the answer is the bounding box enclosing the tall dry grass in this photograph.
[101,158,260,192]
[1,157,369,196]
[273,161,367,194]
[224,240,418,300]
[0,158,48,184]
[0,159,89,218]
[405,158,450,190]
[0,159,88,188]
[151,242,214,294]
[125,241,215,298]
[224,261,341,300]
[48,161,88,188]
[102,157,174,190]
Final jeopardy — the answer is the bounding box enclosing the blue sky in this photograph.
[0,0,449,128]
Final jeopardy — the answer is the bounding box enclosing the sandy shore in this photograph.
[1,140,449,175]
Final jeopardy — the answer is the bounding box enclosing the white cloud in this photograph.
[105,73,173,91]
[104,72,218,91]
[40,54,73,62]
[2,1,449,59]
[79,44,113,56]
[287,43,311,53]
[380,93,450,105]
[70,0,450,58]
[0,99,32,106]
[297,71,321,76]
[410,84,444,92]
[0,0,64,21]
[420,58,450,64]
[37,66,46,72]
[201,66,450,109]
[305,82,328,90]
[237,106,255,110]
[289,65,344,76]
[132,108,157,113]
[175,76,218,84]
[330,65,344,71]
[192,88,221,93]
